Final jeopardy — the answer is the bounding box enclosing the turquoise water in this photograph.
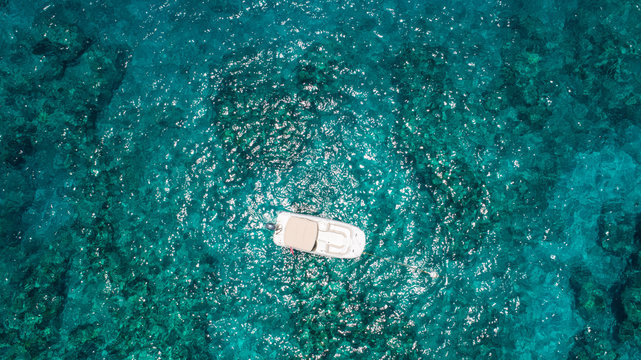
[1,0,641,358]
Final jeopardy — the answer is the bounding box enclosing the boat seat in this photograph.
[319,225,351,252]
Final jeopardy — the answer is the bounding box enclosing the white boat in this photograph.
[268,212,366,259]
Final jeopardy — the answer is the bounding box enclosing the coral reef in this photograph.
[568,329,618,360]
[286,257,419,358]
[597,203,641,259]
[614,272,641,343]
[0,2,131,357]
[570,267,609,322]
[391,41,492,259]
[2,0,641,358]
[211,49,315,180]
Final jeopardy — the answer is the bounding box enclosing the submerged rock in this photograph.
[569,266,608,321]
[611,272,641,344]
[622,281,641,325]
[211,50,315,180]
[0,5,132,355]
[568,328,618,360]
[59,43,131,118]
[0,113,36,168]
[286,257,419,358]
[0,168,33,246]
[597,202,640,259]
[563,1,641,128]
[31,3,92,70]
[391,42,492,259]
[295,41,353,114]
[213,85,313,176]
[1,242,71,358]
[0,2,131,173]
[618,273,641,339]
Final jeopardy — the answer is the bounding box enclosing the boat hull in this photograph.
[273,212,366,259]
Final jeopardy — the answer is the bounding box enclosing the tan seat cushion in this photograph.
[284,217,318,251]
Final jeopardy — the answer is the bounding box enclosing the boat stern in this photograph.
[272,212,290,247]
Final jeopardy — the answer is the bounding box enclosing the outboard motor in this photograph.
[265,223,276,231]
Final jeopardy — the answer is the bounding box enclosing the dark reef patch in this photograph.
[210,49,316,180]
[210,37,365,182]
[391,41,492,259]
[0,2,132,357]
[285,257,421,358]
[567,328,618,360]
[597,202,640,259]
[614,272,641,342]
[570,266,608,321]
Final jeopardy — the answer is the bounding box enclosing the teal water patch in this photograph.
[1,0,641,358]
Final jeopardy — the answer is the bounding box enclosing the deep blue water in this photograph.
[1,0,641,358]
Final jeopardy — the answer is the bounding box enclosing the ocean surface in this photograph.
[1,0,641,358]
